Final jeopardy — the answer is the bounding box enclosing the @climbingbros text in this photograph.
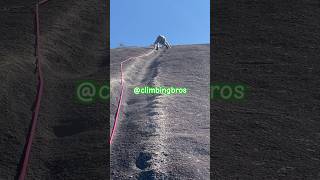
[210,83,248,101]
[75,80,248,103]
[133,86,188,95]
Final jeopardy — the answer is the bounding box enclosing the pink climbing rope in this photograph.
[109,49,155,144]
[18,0,49,179]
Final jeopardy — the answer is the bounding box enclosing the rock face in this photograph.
[212,0,320,179]
[110,45,210,179]
[0,0,108,179]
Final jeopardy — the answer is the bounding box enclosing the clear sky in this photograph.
[110,0,210,48]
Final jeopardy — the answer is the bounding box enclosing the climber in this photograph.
[153,35,171,50]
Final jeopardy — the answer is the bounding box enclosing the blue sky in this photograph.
[110,0,210,48]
